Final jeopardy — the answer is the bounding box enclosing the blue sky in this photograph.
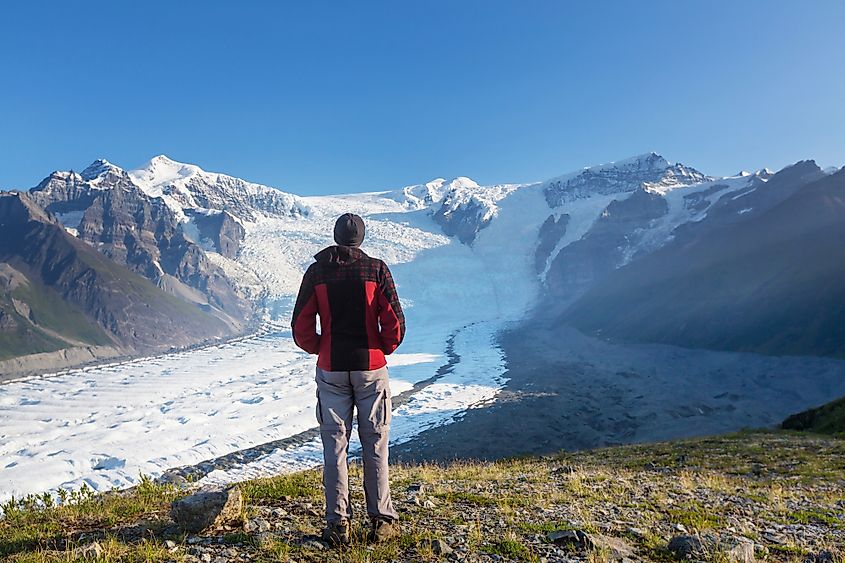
[1,1,843,195]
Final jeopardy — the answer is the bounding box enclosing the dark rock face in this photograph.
[431,197,489,245]
[28,162,251,326]
[672,160,824,244]
[187,210,246,259]
[563,162,845,358]
[0,193,236,356]
[544,152,707,207]
[29,171,99,219]
[534,214,569,273]
[545,188,669,303]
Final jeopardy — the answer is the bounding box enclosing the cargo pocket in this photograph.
[382,390,392,427]
[315,391,324,425]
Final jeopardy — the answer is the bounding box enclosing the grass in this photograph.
[782,395,845,436]
[666,503,721,531]
[11,280,111,347]
[2,431,844,562]
[0,477,183,558]
[482,534,537,561]
[240,470,324,504]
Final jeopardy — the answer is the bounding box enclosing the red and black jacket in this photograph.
[291,245,405,371]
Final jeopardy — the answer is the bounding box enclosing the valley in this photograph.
[2,152,844,509]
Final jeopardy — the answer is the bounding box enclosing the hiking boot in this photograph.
[321,519,351,546]
[368,517,400,543]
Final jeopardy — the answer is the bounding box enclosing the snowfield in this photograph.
[0,182,549,505]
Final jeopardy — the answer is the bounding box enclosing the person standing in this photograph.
[291,213,405,546]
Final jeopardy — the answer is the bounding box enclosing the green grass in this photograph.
[483,537,537,561]
[11,281,111,347]
[666,503,721,531]
[240,470,323,504]
[782,396,845,436]
[0,270,113,361]
[0,320,67,360]
[0,477,184,558]
[785,509,844,528]
[3,431,844,562]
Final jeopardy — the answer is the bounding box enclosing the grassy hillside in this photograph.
[1,430,842,562]
[0,276,113,361]
[0,192,237,364]
[782,397,845,437]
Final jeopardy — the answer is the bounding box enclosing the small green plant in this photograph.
[483,535,537,561]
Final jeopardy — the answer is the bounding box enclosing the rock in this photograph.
[171,486,243,533]
[245,518,272,534]
[590,534,636,560]
[431,538,453,555]
[669,534,756,562]
[159,472,189,487]
[806,551,838,563]
[668,535,704,559]
[548,529,591,550]
[75,541,103,560]
[407,483,426,493]
[164,540,177,549]
[626,527,647,539]
[423,499,436,509]
[723,537,756,563]
[255,532,275,547]
[271,507,288,518]
[301,539,327,550]
[762,530,787,544]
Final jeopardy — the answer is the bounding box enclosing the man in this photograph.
[291,213,405,546]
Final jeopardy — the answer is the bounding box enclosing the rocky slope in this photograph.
[543,152,710,206]
[1,431,841,562]
[29,160,251,327]
[562,162,845,358]
[0,192,237,373]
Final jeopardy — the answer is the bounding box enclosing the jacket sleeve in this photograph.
[376,261,405,354]
[291,265,321,354]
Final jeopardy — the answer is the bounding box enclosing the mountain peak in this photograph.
[141,155,202,176]
[446,176,480,190]
[80,159,124,182]
[544,152,708,206]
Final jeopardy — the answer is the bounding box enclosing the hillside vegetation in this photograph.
[782,397,845,437]
[1,431,842,562]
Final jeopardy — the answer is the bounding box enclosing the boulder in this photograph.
[668,533,756,562]
[171,486,243,533]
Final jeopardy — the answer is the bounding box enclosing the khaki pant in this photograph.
[315,366,398,523]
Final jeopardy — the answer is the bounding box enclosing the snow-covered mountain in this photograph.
[129,155,307,222]
[544,152,710,206]
[4,150,845,508]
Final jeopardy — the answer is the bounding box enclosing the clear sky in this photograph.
[1,1,843,195]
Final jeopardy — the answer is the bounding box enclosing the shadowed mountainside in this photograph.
[0,192,236,365]
[562,162,845,358]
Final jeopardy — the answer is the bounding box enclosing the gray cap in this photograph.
[333,213,365,247]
